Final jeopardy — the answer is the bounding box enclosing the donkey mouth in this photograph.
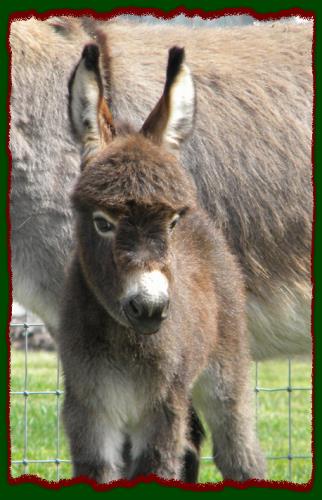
[126,316,165,336]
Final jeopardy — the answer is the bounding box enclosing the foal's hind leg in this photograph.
[193,360,266,481]
[128,395,189,481]
[181,406,205,483]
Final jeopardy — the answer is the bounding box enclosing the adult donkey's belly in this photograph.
[247,286,311,360]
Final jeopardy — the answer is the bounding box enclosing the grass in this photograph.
[10,350,312,484]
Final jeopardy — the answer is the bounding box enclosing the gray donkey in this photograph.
[58,43,265,483]
[9,17,313,360]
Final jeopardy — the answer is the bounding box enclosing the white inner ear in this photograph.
[163,64,195,150]
[70,59,101,140]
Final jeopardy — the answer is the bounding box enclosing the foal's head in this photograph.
[69,44,197,335]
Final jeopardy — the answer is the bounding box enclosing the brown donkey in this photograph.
[58,44,265,483]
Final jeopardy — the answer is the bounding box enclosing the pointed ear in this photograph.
[68,44,114,167]
[141,47,195,152]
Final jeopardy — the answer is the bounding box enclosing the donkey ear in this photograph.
[141,47,195,152]
[68,44,114,166]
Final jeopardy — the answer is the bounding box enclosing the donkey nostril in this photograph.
[123,294,169,332]
[161,299,170,319]
[129,298,141,318]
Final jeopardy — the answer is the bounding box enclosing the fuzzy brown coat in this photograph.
[57,44,265,483]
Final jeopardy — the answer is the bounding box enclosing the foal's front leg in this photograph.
[128,399,188,480]
[193,358,266,481]
[63,389,124,483]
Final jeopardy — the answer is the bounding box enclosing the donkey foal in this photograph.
[58,44,265,483]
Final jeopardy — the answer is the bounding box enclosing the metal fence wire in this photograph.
[9,319,312,483]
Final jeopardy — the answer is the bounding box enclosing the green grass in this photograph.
[10,350,312,484]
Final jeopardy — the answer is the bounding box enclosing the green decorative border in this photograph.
[1,1,319,498]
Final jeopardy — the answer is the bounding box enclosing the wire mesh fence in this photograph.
[9,318,313,483]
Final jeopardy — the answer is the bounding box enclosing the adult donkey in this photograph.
[9,16,313,360]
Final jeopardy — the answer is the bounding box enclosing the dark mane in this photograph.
[72,134,197,212]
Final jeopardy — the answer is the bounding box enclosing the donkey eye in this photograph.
[169,214,180,231]
[94,217,114,232]
[93,212,116,236]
